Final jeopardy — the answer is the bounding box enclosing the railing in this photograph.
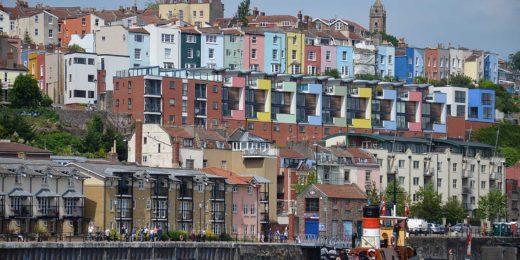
[38,206,60,218]
[463,171,474,178]
[298,234,352,249]
[210,190,225,201]
[211,210,225,222]
[462,186,473,194]
[10,205,32,217]
[259,212,269,223]
[259,192,269,203]
[151,209,168,220]
[144,86,161,96]
[177,210,193,221]
[144,104,161,113]
[64,206,83,217]
[242,148,277,157]
[116,208,132,219]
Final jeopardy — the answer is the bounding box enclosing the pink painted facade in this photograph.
[320,45,337,74]
[229,76,245,120]
[408,91,422,132]
[243,33,265,72]
[305,44,321,75]
[353,167,381,191]
[232,184,260,238]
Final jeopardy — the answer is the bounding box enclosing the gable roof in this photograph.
[195,128,226,142]
[163,127,194,139]
[202,167,251,185]
[0,142,52,155]
[314,183,366,199]
[228,128,269,143]
[128,27,149,34]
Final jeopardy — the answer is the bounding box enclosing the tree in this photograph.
[67,44,85,53]
[9,74,43,109]
[478,188,507,222]
[509,51,520,71]
[500,147,520,167]
[414,76,427,84]
[410,183,443,222]
[443,197,466,225]
[23,30,33,45]
[366,181,381,205]
[0,111,35,143]
[381,33,398,47]
[449,74,475,88]
[41,95,53,107]
[35,132,82,155]
[295,170,317,194]
[235,0,251,27]
[145,0,162,10]
[81,114,128,161]
[323,69,340,79]
[474,122,520,166]
[82,115,105,154]
[383,180,408,216]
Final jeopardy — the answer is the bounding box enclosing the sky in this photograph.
[6,0,520,59]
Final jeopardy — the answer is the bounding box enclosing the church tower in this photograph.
[369,0,386,34]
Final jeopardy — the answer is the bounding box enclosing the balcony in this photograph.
[275,113,297,123]
[462,171,474,179]
[152,187,169,198]
[490,172,502,181]
[10,205,32,218]
[260,192,269,203]
[324,85,347,96]
[462,186,473,195]
[177,210,193,221]
[116,207,132,219]
[210,190,226,201]
[242,148,278,158]
[259,212,269,223]
[274,82,296,92]
[151,208,168,220]
[424,168,434,177]
[38,206,60,218]
[63,206,84,218]
[144,104,161,114]
[210,210,225,222]
[425,92,447,103]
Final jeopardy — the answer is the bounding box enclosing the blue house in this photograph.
[336,46,353,78]
[484,53,498,84]
[467,89,495,123]
[128,28,150,68]
[376,45,395,79]
[394,47,424,83]
[264,31,286,74]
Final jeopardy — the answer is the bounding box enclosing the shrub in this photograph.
[108,229,121,241]
[168,230,188,241]
[205,230,218,241]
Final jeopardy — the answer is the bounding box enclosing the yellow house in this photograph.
[159,0,224,26]
[463,54,481,83]
[286,31,305,74]
[0,67,27,103]
[28,53,38,80]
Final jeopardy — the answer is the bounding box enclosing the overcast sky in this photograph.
[9,0,520,58]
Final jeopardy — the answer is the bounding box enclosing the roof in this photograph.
[198,27,222,34]
[250,15,297,24]
[180,26,200,34]
[9,188,32,197]
[0,141,52,154]
[164,127,194,139]
[279,148,306,159]
[222,29,242,36]
[228,128,269,143]
[431,138,494,149]
[465,54,479,62]
[128,27,149,34]
[195,128,226,142]
[323,133,430,144]
[62,189,85,198]
[314,183,366,199]
[202,167,250,185]
[35,188,60,197]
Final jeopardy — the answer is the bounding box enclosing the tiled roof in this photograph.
[0,142,52,154]
[314,183,366,199]
[138,15,164,25]
[250,15,297,24]
[128,27,149,34]
[279,148,306,159]
[198,27,222,34]
[180,26,200,34]
[164,127,194,139]
[201,167,250,185]
[222,29,242,36]
[195,128,226,142]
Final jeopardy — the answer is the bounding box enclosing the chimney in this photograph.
[252,7,259,17]
[260,12,265,16]
[119,6,125,12]
[132,5,138,14]
[108,140,119,162]
[304,15,309,24]
[135,119,143,164]
[172,140,180,167]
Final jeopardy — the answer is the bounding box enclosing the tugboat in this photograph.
[347,205,418,260]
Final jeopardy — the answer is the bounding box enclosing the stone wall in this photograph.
[0,242,303,260]
[408,237,520,260]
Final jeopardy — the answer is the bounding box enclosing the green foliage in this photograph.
[500,147,520,167]
[35,132,82,155]
[0,110,35,143]
[235,0,251,26]
[449,74,475,88]
[323,69,340,79]
[168,230,189,241]
[205,230,218,241]
[381,33,398,47]
[295,170,317,194]
[474,122,520,166]
[366,181,381,205]
[478,188,507,222]
[442,197,466,225]
[355,74,381,81]
[9,74,43,109]
[509,51,520,71]
[410,183,443,222]
[429,78,448,87]
[145,0,162,10]
[41,95,53,107]
[479,80,519,113]
[414,76,427,84]
[108,229,122,241]
[67,44,86,53]
[384,180,408,216]
[23,30,33,44]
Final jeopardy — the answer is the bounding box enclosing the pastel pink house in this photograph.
[321,45,337,74]
[243,32,265,72]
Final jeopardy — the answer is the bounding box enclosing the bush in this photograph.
[108,229,121,241]
[160,233,169,241]
[219,233,232,241]
[205,230,218,241]
[168,230,188,241]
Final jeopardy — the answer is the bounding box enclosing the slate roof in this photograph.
[314,183,366,199]
[0,142,52,155]
[228,128,269,143]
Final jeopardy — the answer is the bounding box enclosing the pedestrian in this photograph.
[88,225,94,241]
[150,228,155,242]
[393,222,400,248]
[105,229,110,241]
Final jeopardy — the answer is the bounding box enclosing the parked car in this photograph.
[407,218,428,234]
[428,223,445,234]
[452,223,469,233]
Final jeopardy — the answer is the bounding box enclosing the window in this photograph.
[453,163,457,172]
[183,138,193,147]
[161,34,174,43]
[251,225,255,235]
[168,115,175,124]
[291,50,297,60]
[243,204,249,215]
[169,98,175,106]
[187,48,194,59]
[206,35,217,43]
[247,186,253,194]
[185,159,194,169]
[165,48,172,58]
[221,160,227,169]
[34,15,39,23]
[273,36,278,44]
[325,51,331,61]
[305,198,319,212]
[48,29,53,38]
[388,55,393,64]
[398,160,405,168]
[251,49,257,59]
[399,176,405,185]
[413,177,419,186]
[192,10,196,17]
[232,203,237,213]
[308,51,316,61]
[481,165,486,173]
[251,36,257,44]
[413,161,419,169]
[34,28,39,36]
[208,48,215,59]
[453,179,457,188]
[380,55,385,64]
[483,107,492,119]
[186,35,196,43]
[455,91,466,103]
[95,19,99,26]
[365,171,371,183]
[250,205,256,215]
[88,75,95,82]
[88,58,95,65]
[469,107,478,118]
[135,48,141,60]
[272,50,278,60]
[342,51,347,61]
[456,105,465,117]
[134,34,143,42]
[481,181,486,189]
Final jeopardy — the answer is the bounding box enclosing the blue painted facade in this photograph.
[394,48,424,83]
[467,89,495,123]
[484,53,499,84]
[376,45,395,79]
[336,46,354,78]
[264,32,286,74]
[394,56,408,82]
[297,83,322,125]
[201,32,224,68]
[128,31,150,68]
[21,47,29,68]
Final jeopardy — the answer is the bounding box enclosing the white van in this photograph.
[407,218,428,234]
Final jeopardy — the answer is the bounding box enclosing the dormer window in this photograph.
[42,175,48,184]
[68,176,75,187]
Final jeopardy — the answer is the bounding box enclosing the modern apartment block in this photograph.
[0,158,87,235]
[71,162,232,234]
[64,52,98,105]
[324,133,506,218]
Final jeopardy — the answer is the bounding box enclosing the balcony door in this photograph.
[39,197,50,215]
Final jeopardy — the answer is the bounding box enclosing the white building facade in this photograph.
[64,52,98,105]
[145,24,181,69]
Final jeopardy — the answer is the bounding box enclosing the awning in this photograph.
[35,189,60,197]
[9,188,33,197]
[62,190,85,198]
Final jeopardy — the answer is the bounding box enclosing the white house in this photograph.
[430,86,467,118]
[0,7,11,35]
[68,33,95,53]
[145,23,180,69]
[64,52,98,105]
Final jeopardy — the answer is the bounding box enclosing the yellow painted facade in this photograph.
[464,60,478,82]
[158,1,223,25]
[28,53,38,80]
[285,32,305,73]
[351,87,372,129]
